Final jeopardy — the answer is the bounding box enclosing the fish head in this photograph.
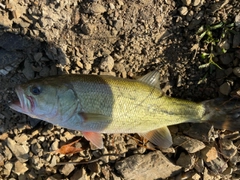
[9,79,61,120]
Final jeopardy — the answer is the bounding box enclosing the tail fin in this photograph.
[201,98,240,131]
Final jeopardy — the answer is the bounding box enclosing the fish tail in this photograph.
[201,98,240,131]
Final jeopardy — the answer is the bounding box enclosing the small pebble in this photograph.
[33,52,42,61]
[60,164,75,176]
[4,162,13,176]
[14,161,28,175]
[6,138,29,162]
[201,146,218,162]
[219,82,231,96]
[88,162,101,174]
[181,0,191,6]
[81,23,95,35]
[173,136,205,153]
[178,6,188,16]
[100,55,115,72]
[192,0,201,6]
[50,140,59,151]
[176,153,195,169]
[233,67,240,78]
[235,12,240,28]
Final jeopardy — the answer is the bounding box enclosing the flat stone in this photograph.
[201,146,218,162]
[115,151,182,179]
[176,153,195,169]
[0,133,8,140]
[60,164,75,176]
[88,162,101,174]
[70,168,87,180]
[62,131,75,141]
[89,3,106,14]
[6,138,29,162]
[0,13,12,27]
[173,135,205,153]
[0,68,9,76]
[50,155,57,167]
[4,147,12,160]
[4,162,13,177]
[219,82,231,96]
[14,161,28,175]
[184,123,216,142]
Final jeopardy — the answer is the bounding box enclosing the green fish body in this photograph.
[9,71,240,148]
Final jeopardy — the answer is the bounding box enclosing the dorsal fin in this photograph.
[138,71,160,88]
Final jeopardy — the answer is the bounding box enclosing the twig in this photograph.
[56,153,126,165]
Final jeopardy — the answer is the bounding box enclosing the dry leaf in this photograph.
[55,139,83,154]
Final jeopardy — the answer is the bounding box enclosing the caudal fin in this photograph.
[202,98,240,131]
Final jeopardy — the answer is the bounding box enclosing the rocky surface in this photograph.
[0,0,240,179]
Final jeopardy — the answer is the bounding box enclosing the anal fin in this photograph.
[140,127,173,148]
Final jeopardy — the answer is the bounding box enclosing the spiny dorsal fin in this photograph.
[138,71,160,88]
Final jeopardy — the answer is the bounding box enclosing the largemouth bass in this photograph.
[9,71,240,148]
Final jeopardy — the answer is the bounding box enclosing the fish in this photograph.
[9,71,240,149]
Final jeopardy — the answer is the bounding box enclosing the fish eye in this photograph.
[30,86,41,95]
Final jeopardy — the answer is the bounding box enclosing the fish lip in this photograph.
[9,86,24,111]
[9,86,35,113]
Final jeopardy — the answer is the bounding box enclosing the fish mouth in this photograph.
[9,86,35,113]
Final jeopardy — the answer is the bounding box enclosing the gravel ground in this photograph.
[1,0,240,179]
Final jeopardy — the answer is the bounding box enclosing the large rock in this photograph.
[115,151,182,179]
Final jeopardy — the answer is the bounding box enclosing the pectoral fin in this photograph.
[140,127,173,148]
[82,131,103,149]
